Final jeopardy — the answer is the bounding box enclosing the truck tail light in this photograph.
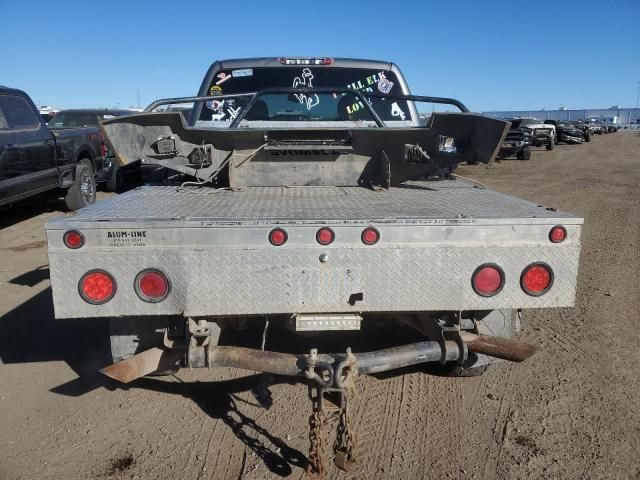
[521,263,553,296]
[361,227,380,245]
[135,269,170,302]
[99,133,107,157]
[472,264,504,297]
[279,57,332,65]
[269,228,288,246]
[316,227,335,245]
[79,270,116,304]
[549,226,566,243]
[63,230,85,249]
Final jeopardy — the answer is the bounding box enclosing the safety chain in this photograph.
[333,394,356,472]
[306,387,357,479]
[306,388,326,479]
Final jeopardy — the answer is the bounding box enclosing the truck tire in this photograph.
[517,146,531,160]
[104,163,121,192]
[546,139,554,151]
[584,132,591,142]
[78,157,94,174]
[64,164,96,210]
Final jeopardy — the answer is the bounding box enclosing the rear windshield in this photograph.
[196,67,411,127]
[49,111,122,129]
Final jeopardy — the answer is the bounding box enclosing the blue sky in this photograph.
[1,0,638,111]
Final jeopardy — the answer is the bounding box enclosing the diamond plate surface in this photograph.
[46,180,580,227]
[49,243,581,319]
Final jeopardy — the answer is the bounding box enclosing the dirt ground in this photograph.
[1,132,639,480]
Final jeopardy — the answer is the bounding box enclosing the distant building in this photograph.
[482,107,640,127]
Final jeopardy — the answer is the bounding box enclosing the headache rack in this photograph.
[101,87,509,189]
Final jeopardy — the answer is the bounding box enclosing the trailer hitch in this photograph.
[100,334,535,478]
[303,348,358,478]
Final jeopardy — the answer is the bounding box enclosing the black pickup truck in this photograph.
[48,108,136,191]
[0,87,106,210]
[498,123,532,160]
[543,120,585,144]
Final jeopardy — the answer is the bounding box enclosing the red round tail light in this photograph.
[361,227,380,245]
[135,269,170,302]
[79,270,115,304]
[63,230,85,249]
[521,263,553,296]
[549,226,567,243]
[316,227,335,245]
[472,264,504,297]
[269,228,288,246]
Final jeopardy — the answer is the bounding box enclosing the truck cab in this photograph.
[190,57,421,128]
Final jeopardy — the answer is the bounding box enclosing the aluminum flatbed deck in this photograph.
[45,180,583,318]
[46,180,582,229]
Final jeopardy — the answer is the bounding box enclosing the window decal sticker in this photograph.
[215,72,232,85]
[206,99,227,121]
[377,72,394,94]
[232,68,253,78]
[292,68,320,110]
[391,102,406,120]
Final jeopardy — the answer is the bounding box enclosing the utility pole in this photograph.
[137,88,141,109]
[636,81,640,109]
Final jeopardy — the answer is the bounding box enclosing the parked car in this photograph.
[581,118,606,135]
[49,109,135,191]
[0,87,104,210]
[38,106,59,124]
[507,118,554,149]
[585,116,618,133]
[543,120,584,144]
[569,121,592,142]
[48,108,135,129]
[498,122,532,160]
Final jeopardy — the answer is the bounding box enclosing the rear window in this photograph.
[49,112,101,128]
[197,67,411,126]
[0,95,41,130]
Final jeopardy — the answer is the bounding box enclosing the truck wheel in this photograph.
[78,157,94,174]
[64,164,96,210]
[516,146,531,160]
[546,139,554,151]
[584,133,591,142]
[104,163,122,192]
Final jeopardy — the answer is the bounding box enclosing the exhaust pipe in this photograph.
[460,332,537,363]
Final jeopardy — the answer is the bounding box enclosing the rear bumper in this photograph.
[530,136,551,147]
[560,134,583,143]
[101,333,537,384]
[498,142,525,156]
[94,156,112,182]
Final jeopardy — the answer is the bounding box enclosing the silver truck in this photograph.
[44,58,582,476]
